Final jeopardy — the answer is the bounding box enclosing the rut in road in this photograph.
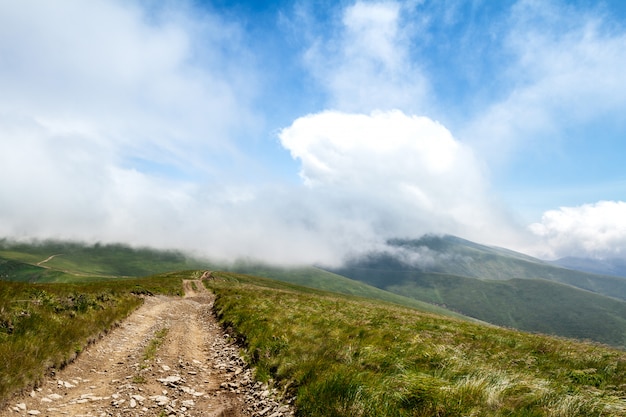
[1,280,293,417]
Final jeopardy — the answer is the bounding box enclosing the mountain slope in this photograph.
[223,262,472,320]
[0,239,207,278]
[0,239,471,320]
[327,235,626,347]
[363,235,626,300]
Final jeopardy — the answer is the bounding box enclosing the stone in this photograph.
[154,395,169,406]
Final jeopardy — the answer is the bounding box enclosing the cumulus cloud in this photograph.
[303,1,429,113]
[278,110,518,251]
[529,201,626,259]
[7,0,620,266]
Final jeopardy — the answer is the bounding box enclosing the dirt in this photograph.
[1,280,291,417]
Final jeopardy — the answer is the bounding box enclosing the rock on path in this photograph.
[1,280,294,417]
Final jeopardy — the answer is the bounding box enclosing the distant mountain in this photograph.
[0,238,470,320]
[551,256,626,278]
[342,234,626,301]
[325,235,626,347]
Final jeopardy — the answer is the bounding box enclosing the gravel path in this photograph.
[1,280,294,417]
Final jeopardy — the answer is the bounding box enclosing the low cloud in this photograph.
[5,0,622,266]
[1,106,519,266]
[529,201,626,260]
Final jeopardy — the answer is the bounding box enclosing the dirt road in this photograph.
[1,280,293,417]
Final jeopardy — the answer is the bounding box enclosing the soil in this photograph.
[1,280,293,417]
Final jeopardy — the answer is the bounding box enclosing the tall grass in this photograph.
[0,271,191,404]
[209,272,626,417]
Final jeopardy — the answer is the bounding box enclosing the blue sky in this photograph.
[1,0,626,264]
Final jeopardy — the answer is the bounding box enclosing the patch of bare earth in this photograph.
[1,280,294,417]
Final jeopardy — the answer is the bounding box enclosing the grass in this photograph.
[0,239,209,280]
[208,271,626,417]
[143,327,169,361]
[0,270,192,404]
[226,263,473,320]
[331,262,626,347]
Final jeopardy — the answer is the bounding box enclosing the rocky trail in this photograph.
[1,280,294,417]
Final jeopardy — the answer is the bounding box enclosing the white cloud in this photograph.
[529,201,626,259]
[303,1,428,113]
[464,0,626,161]
[278,110,519,253]
[0,0,258,175]
[0,1,263,253]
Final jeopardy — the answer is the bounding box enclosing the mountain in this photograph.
[5,235,626,347]
[0,239,469,320]
[325,235,626,347]
[552,256,626,278]
[342,234,626,301]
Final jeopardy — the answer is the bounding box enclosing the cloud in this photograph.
[0,0,258,177]
[464,0,626,161]
[278,110,519,252]
[529,201,626,259]
[303,1,429,113]
[0,1,262,250]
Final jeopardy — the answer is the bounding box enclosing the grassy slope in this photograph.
[331,264,626,347]
[0,239,473,321]
[225,263,472,320]
[387,235,626,300]
[0,239,207,279]
[390,273,626,346]
[209,272,626,417]
[0,270,191,404]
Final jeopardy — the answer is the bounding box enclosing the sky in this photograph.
[1,0,626,265]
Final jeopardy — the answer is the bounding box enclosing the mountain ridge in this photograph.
[326,234,626,347]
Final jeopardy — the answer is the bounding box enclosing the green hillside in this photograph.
[328,235,626,348]
[0,239,207,279]
[0,239,469,319]
[382,235,626,300]
[210,271,626,417]
[224,262,473,320]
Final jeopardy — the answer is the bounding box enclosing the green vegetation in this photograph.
[0,271,188,403]
[227,262,471,320]
[329,235,626,347]
[387,274,626,347]
[143,327,169,361]
[0,239,208,280]
[209,272,626,417]
[0,239,472,320]
[379,235,626,300]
